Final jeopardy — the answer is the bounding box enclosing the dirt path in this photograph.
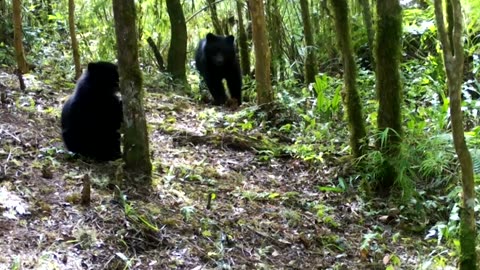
[0,75,444,269]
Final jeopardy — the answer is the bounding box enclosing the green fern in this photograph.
[469,149,480,175]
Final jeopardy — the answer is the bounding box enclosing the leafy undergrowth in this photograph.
[0,71,455,270]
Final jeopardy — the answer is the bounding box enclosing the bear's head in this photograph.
[204,33,236,66]
[87,61,120,92]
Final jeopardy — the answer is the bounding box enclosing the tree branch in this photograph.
[433,0,452,63]
[451,0,464,67]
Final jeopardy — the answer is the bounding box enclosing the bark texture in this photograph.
[266,0,282,81]
[166,0,187,83]
[330,0,366,158]
[113,0,152,185]
[299,0,316,83]
[13,0,28,73]
[68,0,81,80]
[236,0,250,77]
[434,0,477,268]
[358,0,375,70]
[375,0,403,192]
[147,36,166,71]
[248,0,273,106]
[207,0,223,35]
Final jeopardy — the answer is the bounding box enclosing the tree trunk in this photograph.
[299,0,316,84]
[266,0,283,82]
[375,0,403,193]
[146,36,166,71]
[265,0,275,80]
[12,0,28,74]
[236,0,250,77]
[248,0,273,106]
[434,1,477,268]
[166,0,187,84]
[358,0,375,70]
[446,0,454,51]
[206,0,223,35]
[112,0,152,186]
[221,16,235,35]
[68,0,81,80]
[330,0,366,158]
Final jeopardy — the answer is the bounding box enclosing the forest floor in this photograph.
[0,71,454,270]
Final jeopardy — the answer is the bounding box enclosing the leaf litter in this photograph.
[0,71,454,269]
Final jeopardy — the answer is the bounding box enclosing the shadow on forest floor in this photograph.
[0,70,451,269]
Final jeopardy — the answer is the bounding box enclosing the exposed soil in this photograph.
[0,71,453,269]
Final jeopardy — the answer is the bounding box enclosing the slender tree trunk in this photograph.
[68,0,81,80]
[375,0,403,193]
[221,16,235,35]
[206,0,223,35]
[434,1,476,268]
[248,0,273,106]
[272,2,286,82]
[299,0,316,83]
[266,0,283,82]
[330,0,366,158]
[358,0,375,70]
[112,0,152,185]
[12,0,28,73]
[236,0,250,77]
[146,36,166,71]
[246,1,253,42]
[446,0,454,52]
[166,0,187,84]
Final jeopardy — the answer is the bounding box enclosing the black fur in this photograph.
[61,61,122,161]
[195,33,242,105]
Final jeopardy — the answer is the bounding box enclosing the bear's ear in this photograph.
[225,35,235,45]
[206,33,217,42]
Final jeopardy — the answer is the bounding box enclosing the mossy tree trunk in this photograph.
[68,0,81,80]
[446,0,454,51]
[265,0,275,80]
[248,0,273,106]
[112,0,152,186]
[299,0,316,84]
[375,0,403,193]
[236,0,250,77]
[358,0,375,70]
[266,0,284,82]
[12,0,28,74]
[166,0,187,84]
[434,1,477,268]
[207,0,223,35]
[330,0,366,158]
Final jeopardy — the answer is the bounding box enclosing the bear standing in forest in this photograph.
[61,61,123,161]
[195,33,242,105]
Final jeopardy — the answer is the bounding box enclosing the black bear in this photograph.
[195,33,242,105]
[61,61,123,161]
